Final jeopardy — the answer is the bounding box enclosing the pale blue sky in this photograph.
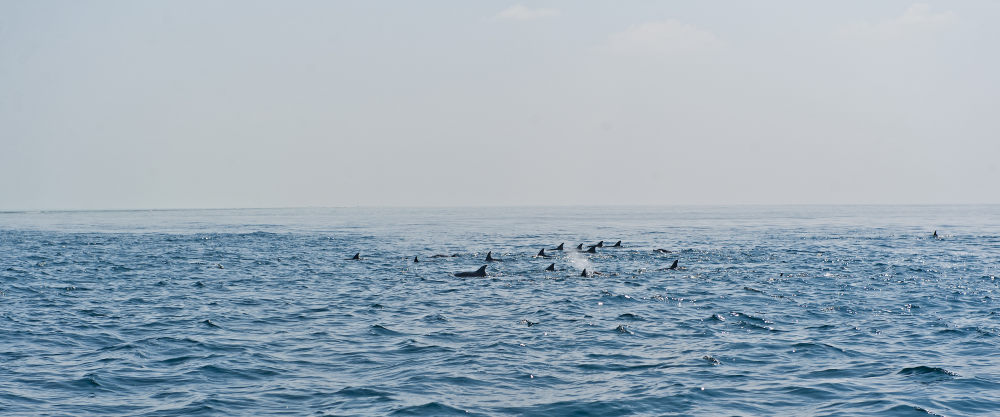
[1,1,997,210]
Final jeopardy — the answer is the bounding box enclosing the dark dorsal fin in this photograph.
[352,252,360,260]
[413,256,419,263]
[933,230,938,238]
[597,241,604,247]
[587,246,597,253]
[476,265,487,274]
[581,269,588,277]
[538,248,546,256]
[669,259,678,270]
[555,243,564,250]
[545,263,555,271]
[613,240,621,247]
[576,244,583,250]
[486,251,494,261]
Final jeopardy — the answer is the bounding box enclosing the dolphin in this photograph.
[586,246,597,253]
[430,254,459,258]
[612,241,621,247]
[581,269,590,277]
[486,251,500,262]
[554,243,564,251]
[596,241,604,248]
[536,248,549,257]
[669,260,678,270]
[655,249,672,254]
[413,256,419,263]
[455,265,488,277]
[350,252,361,260]
[576,244,583,250]
[545,263,555,271]
[933,230,938,238]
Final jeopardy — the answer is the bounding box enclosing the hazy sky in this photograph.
[2,1,998,210]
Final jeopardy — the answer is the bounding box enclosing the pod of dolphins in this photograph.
[348,240,681,278]
[348,231,942,277]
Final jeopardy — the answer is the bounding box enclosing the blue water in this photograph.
[2,206,999,416]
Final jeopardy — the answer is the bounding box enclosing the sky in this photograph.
[1,1,998,210]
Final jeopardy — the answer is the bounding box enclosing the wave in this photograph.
[390,402,478,416]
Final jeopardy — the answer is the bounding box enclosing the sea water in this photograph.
[1,206,998,416]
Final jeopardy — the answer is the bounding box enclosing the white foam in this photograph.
[565,250,593,271]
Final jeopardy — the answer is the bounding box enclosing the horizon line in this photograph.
[2,202,999,214]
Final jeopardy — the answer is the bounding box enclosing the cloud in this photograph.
[495,4,560,20]
[604,19,721,56]
[838,3,957,40]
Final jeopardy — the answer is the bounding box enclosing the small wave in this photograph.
[70,374,103,389]
[243,231,279,238]
[390,402,476,416]
[500,399,634,416]
[729,312,779,331]
[782,385,836,400]
[737,321,781,332]
[421,314,448,323]
[898,366,959,377]
[575,362,662,372]
[432,375,493,386]
[790,342,849,356]
[188,364,281,381]
[396,340,455,355]
[730,312,769,324]
[600,291,638,303]
[884,404,946,416]
[158,355,208,366]
[335,386,394,400]
[370,324,404,336]
[0,391,45,405]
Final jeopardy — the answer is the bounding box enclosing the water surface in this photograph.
[1,206,998,416]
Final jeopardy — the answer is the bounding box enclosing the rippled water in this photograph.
[2,206,999,416]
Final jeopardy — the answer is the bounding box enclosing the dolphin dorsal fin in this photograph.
[576,244,583,250]
[556,243,564,250]
[614,240,621,247]
[546,263,555,271]
[670,260,678,269]
[477,265,487,273]
[538,248,545,256]
[581,269,588,277]
[352,252,360,260]
[414,256,419,263]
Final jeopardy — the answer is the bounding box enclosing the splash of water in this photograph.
[565,250,592,272]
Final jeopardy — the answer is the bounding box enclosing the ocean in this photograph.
[1,206,998,416]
